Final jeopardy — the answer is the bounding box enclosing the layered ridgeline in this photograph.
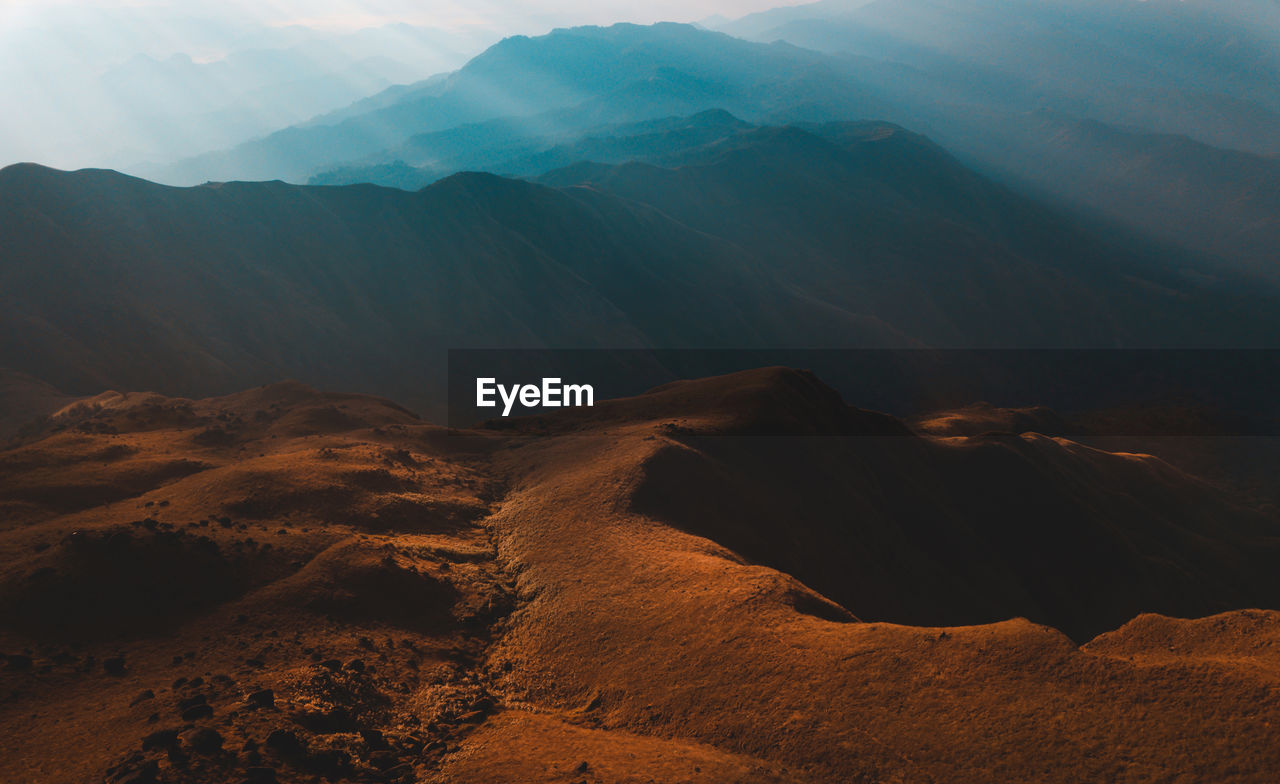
[714,0,1280,276]
[0,161,891,416]
[311,110,1280,284]
[718,0,1280,155]
[5,122,1279,420]
[142,13,1280,278]
[966,114,1280,279]
[150,23,890,186]
[534,120,1280,346]
[154,7,1280,188]
[308,108,758,191]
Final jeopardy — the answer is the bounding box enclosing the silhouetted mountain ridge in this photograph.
[5,122,1279,422]
[0,161,902,416]
[542,122,1280,348]
[965,113,1280,277]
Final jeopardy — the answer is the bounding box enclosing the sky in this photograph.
[0,0,805,36]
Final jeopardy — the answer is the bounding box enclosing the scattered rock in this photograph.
[265,729,304,756]
[114,760,159,784]
[167,746,189,768]
[3,654,33,671]
[141,729,180,750]
[130,689,155,706]
[177,694,208,710]
[181,703,214,721]
[187,727,223,755]
[369,750,398,770]
[292,705,354,733]
[238,767,277,784]
[305,748,350,778]
[246,688,275,709]
[360,728,389,750]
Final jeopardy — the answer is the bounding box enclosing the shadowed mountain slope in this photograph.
[542,122,1280,348]
[963,114,1280,278]
[622,369,1280,642]
[6,119,1280,423]
[0,162,902,416]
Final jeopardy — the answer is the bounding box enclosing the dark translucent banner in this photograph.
[447,349,1280,435]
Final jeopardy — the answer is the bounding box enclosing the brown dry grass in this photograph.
[2,371,1278,783]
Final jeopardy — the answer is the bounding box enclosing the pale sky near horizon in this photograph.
[0,0,808,34]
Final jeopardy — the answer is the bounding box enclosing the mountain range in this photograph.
[6,119,1278,426]
[149,23,894,185]
[968,113,1280,278]
[718,0,1280,154]
[130,9,1280,282]
[714,0,1280,275]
